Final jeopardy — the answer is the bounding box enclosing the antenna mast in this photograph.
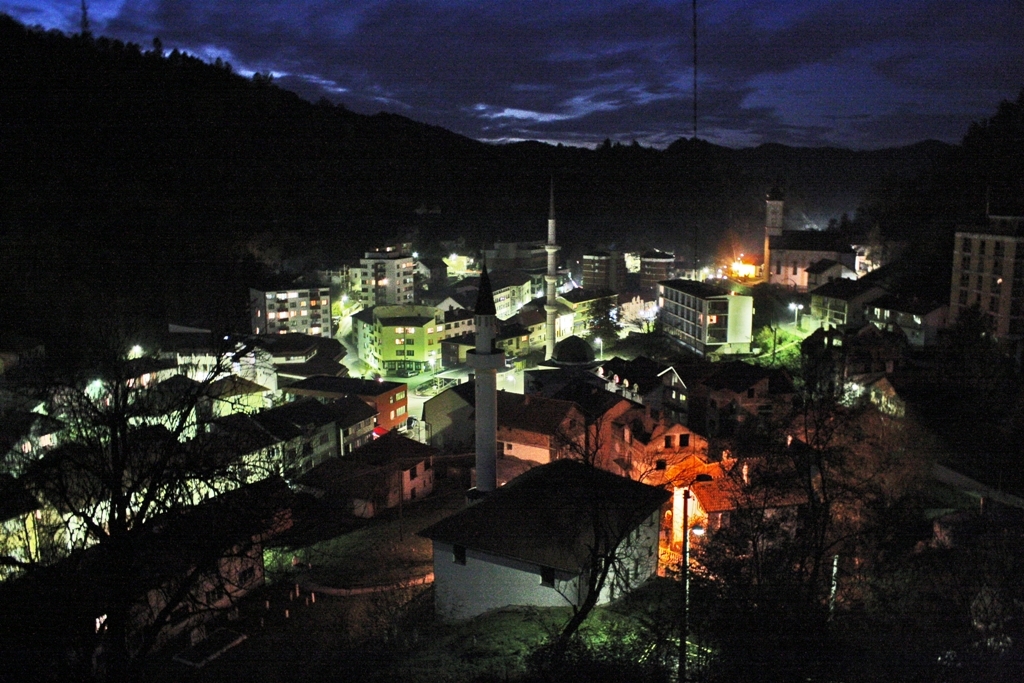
[692,0,698,139]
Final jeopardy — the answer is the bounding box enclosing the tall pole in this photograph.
[692,0,697,140]
[679,487,691,683]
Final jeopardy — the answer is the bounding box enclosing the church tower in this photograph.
[763,186,784,280]
[466,263,503,496]
[544,180,560,360]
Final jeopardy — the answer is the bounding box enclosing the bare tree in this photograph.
[4,328,281,682]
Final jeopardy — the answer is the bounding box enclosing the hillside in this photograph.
[0,14,993,351]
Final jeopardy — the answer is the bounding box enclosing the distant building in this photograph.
[250,285,332,337]
[557,288,618,337]
[866,295,948,347]
[639,250,675,297]
[353,246,416,308]
[283,376,409,433]
[761,188,859,290]
[949,214,1024,340]
[352,305,445,376]
[808,279,887,328]
[483,241,548,274]
[658,280,754,357]
[581,251,626,291]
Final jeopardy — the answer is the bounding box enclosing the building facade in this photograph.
[353,248,416,308]
[250,286,331,337]
[353,305,445,376]
[658,280,754,356]
[950,215,1024,340]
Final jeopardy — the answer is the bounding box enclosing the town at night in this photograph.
[1,2,1023,682]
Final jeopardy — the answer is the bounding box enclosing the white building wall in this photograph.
[431,508,662,621]
[431,541,582,622]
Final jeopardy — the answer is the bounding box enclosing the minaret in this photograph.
[466,263,504,496]
[544,180,560,360]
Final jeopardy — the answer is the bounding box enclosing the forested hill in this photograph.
[5,13,1014,355]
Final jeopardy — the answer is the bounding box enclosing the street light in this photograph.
[788,302,804,326]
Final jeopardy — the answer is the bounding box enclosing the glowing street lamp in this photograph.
[788,302,804,326]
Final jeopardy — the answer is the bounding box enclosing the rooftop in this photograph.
[419,460,670,573]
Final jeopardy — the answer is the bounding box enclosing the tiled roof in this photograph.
[284,376,404,397]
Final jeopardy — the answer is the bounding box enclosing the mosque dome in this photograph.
[552,335,595,365]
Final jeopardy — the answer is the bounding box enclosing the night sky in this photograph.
[4,0,1023,149]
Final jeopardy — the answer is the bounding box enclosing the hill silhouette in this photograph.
[4,14,1016,355]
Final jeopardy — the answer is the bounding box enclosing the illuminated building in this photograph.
[250,286,332,337]
[658,280,753,357]
[949,214,1024,340]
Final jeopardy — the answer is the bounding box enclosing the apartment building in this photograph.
[251,286,332,337]
[353,247,416,308]
[949,214,1024,340]
[658,280,753,357]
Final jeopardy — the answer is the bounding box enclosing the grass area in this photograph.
[145,478,673,683]
[267,478,466,588]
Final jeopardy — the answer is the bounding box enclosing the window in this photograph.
[395,391,406,400]
[540,566,556,587]
[239,567,256,585]
[679,434,690,448]
[792,263,798,275]
[962,237,972,253]
[453,545,466,565]
[397,406,406,417]
[656,459,667,470]
[506,442,513,451]
[664,435,673,449]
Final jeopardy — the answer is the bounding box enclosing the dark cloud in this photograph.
[5,0,1023,148]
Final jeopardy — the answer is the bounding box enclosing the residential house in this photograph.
[557,288,618,337]
[283,376,408,432]
[495,393,585,464]
[689,455,809,535]
[808,278,887,328]
[695,361,796,435]
[801,323,906,384]
[596,356,689,424]
[866,295,948,347]
[805,258,857,289]
[257,334,347,385]
[422,383,583,461]
[298,431,436,518]
[419,459,670,621]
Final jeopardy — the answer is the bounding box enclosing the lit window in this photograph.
[288,292,298,299]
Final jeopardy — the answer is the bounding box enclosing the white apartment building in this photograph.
[353,248,416,308]
[658,279,753,357]
[251,286,332,338]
